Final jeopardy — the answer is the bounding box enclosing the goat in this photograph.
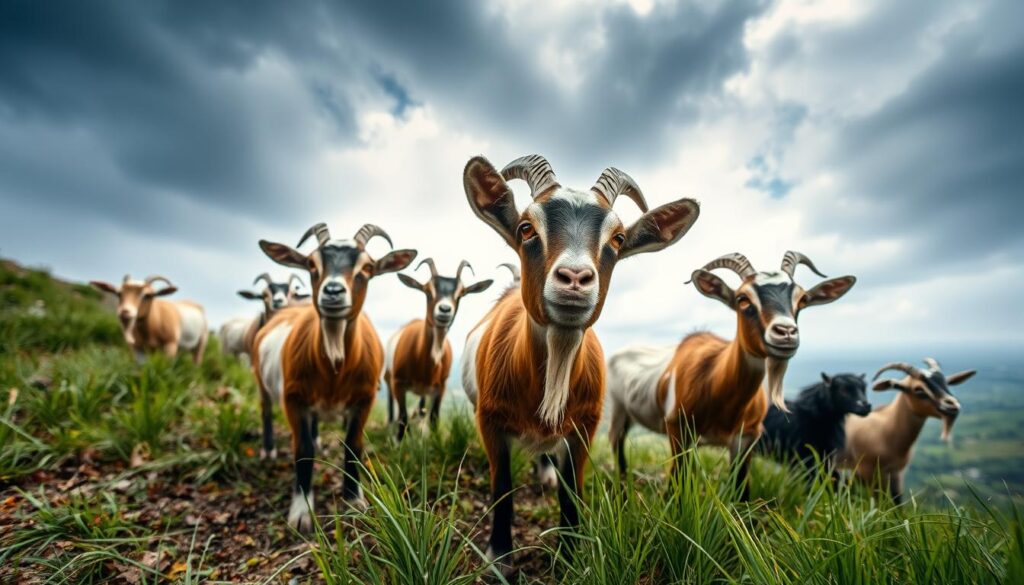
[90,274,208,364]
[252,222,415,531]
[384,258,492,441]
[461,154,700,562]
[607,252,856,499]
[221,274,308,360]
[758,372,871,476]
[839,358,976,503]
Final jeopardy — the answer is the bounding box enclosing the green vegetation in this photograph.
[1,259,1022,583]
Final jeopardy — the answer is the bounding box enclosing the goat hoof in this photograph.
[539,466,559,490]
[345,494,368,512]
[287,492,315,533]
[259,447,278,460]
[485,546,516,577]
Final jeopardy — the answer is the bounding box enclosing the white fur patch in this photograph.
[219,317,252,357]
[385,328,402,375]
[176,304,207,350]
[754,271,792,286]
[258,322,293,403]
[765,356,790,411]
[606,345,676,433]
[461,319,489,407]
[551,186,602,206]
[321,318,347,371]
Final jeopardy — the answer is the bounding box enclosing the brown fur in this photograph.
[388,319,452,398]
[473,291,605,452]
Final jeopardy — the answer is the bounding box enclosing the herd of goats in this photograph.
[87,154,977,566]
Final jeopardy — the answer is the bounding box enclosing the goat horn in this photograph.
[456,260,475,283]
[144,275,173,288]
[873,362,923,381]
[781,251,827,278]
[416,258,438,278]
[923,357,942,372]
[501,154,560,199]
[297,222,331,248]
[698,253,757,280]
[353,224,393,250]
[591,167,649,212]
[252,273,274,288]
[497,262,521,283]
[122,274,132,285]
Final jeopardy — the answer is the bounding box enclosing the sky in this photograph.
[2,0,1022,367]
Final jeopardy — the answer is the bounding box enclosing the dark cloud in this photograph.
[810,5,1024,269]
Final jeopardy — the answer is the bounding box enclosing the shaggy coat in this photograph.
[758,373,871,473]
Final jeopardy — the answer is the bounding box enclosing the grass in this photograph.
[1,258,1022,583]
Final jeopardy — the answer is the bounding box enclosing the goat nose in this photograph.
[438,304,452,314]
[771,323,798,339]
[555,266,596,290]
[323,282,346,296]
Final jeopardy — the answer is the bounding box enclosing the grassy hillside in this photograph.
[1,259,1022,583]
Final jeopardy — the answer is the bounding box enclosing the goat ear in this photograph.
[237,290,261,300]
[151,286,177,298]
[397,273,424,291]
[872,378,906,392]
[821,372,832,386]
[619,198,700,259]
[90,280,118,295]
[461,279,494,296]
[690,269,734,307]
[803,276,856,307]
[946,369,977,386]
[464,156,519,247]
[259,240,307,270]
[375,249,417,276]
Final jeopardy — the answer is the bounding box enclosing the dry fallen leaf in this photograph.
[130,443,151,468]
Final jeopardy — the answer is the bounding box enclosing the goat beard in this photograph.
[765,357,790,412]
[940,413,958,442]
[321,318,347,372]
[430,326,448,366]
[122,318,137,345]
[538,327,584,430]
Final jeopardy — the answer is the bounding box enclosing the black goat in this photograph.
[758,373,871,474]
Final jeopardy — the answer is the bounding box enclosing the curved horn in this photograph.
[698,253,757,280]
[416,257,438,278]
[497,262,521,283]
[455,260,475,283]
[353,224,393,250]
[122,274,132,285]
[288,274,303,290]
[297,222,331,248]
[923,357,942,372]
[591,167,649,212]
[252,272,274,288]
[873,362,923,381]
[144,275,173,288]
[501,155,560,199]
[781,251,827,278]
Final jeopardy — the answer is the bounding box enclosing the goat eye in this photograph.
[362,263,374,276]
[518,222,536,241]
[736,296,752,311]
[611,232,626,249]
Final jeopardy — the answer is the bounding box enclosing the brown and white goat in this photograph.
[252,222,416,531]
[221,273,308,360]
[607,252,856,498]
[461,154,700,562]
[90,274,208,364]
[840,358,976,503]
[385,258,492,441]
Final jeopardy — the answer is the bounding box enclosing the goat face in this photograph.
[464,155,699,329]
[821,372,871,417]
[259,224,416,323]
[872,359,976,439]
[239,274,309,315]
[90,275,177,343]
[690,252,856,361]
[398,259,492,329]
